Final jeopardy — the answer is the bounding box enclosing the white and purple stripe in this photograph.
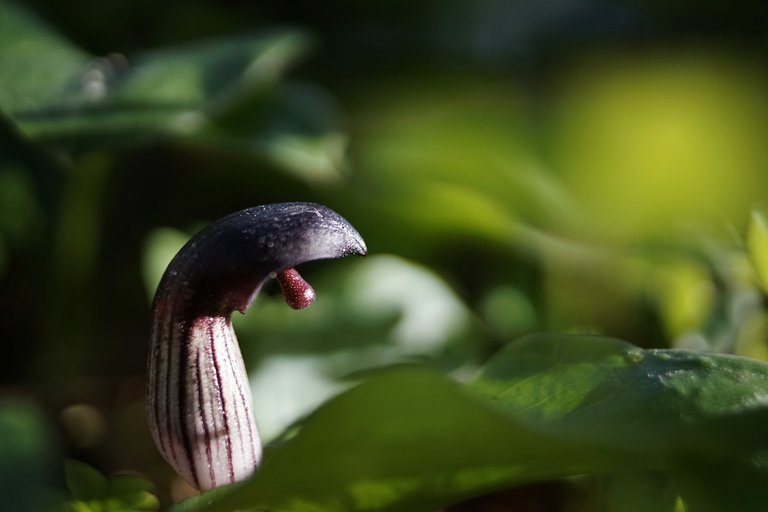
[148,306,260,490]
[145,202,366,491]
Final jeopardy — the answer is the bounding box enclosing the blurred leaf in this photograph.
[11,35,310,147]
[214,81,348,184]
[342,255,470,352]
[601,472,677,512]
[0,1,89,114]
[141,227,189,299]
[734,310,768,362]
[65,459,108,501]
[112,32,309,109]
[0,401,60,512]
[238,255,478,441]
[107,474,156,496]
[479,285,538,339]
[64,460,159,512]
[106,475,160,511]
[174,335,768,512]
[352,78,574,252]
[552,51,768,243]
[0,2,313,151]
[649,259,714,340]
[0,2,348,183]
[258,131,347,185]
[747,209,768,294]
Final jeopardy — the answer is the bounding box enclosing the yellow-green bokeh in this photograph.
[552,50,768,243]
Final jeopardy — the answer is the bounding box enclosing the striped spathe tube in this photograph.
[147,202,366,491]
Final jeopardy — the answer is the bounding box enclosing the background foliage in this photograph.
[2,1,768,510]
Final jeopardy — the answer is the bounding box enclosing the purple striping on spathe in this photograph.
[207,317,235,483]
[146,202,366,491]
[195,348,216,488]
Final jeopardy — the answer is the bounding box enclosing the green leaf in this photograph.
[11,35,309,146]
[107,474,157,499]
[0,3,345,182]
[0,3,311,147]
[471,334,768,463]
[472,334,768,510]
[173,366,616,512]
[63,462,159,511]
[747,209,768,293]
[0,1,89,114]
[174,335,768,512]
[65,459,109,501]
[111,32,309,109]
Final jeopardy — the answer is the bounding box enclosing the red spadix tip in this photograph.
[275,267,315,309]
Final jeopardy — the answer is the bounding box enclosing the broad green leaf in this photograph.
[747,209,768,293]
[174,335,768,512]
[173,365,611,512]
[472,334,768,510]
[471,334,768,462]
